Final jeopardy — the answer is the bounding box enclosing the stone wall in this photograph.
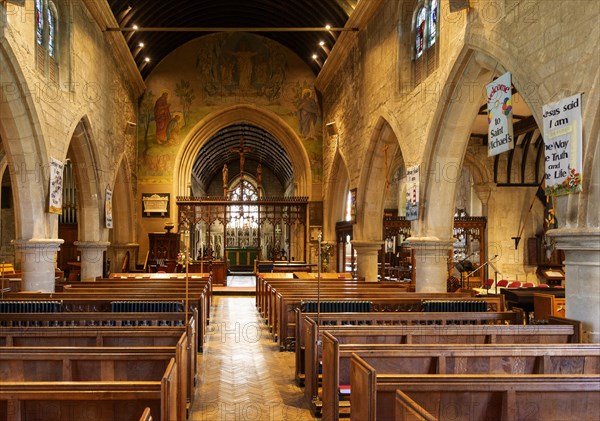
[1,1,138,288]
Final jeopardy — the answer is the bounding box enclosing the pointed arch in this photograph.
[323,148,350,240]
[420,47,545,240]
[110,154,136,244]
[174,104,312,200]
[355,117,401,241]
[66,116,104,242]
[0,38,50,240]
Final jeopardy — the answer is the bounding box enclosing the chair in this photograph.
[481,279,494,290]
[496,279,509,288]
[508,281,522,288]
[522,282,534,288]
[538,283,550,288]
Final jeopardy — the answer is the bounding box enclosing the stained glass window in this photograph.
[35,0,44,45]
[47,4,56,57]
[428,0,438,48]
[415,6,426,59]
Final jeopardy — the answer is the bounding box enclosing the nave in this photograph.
[190,295,316,421]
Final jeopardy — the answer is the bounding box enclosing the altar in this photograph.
[226,248,259,270]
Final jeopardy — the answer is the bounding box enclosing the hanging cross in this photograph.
[229,135,253,177]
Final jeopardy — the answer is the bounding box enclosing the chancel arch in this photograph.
[175,104,312,200]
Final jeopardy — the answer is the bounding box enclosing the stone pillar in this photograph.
[13,239,64,292]
[109,242,140,272]
[407,237,454,292]
[547,228,600,343]
[75,241,110,281]
[351,240,383,282]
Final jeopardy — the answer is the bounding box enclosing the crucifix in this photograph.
[229,135,253,199]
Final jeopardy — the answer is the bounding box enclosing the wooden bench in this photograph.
[534,292,566,320]
[276,292,503,350]
[321,337,600,421]
[0,345,187,420]
[1,290,207,350]
[294,309,524,387]
[302,317,581,414]
[354,372,600,421]
[0,324,197,410]
[0,358,179,421]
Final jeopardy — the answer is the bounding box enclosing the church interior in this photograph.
[0,0,599,420]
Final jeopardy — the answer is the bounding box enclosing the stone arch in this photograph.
[355,117,402,241]
[419,47,546,241]
[66,116,103,242]
[0,38,50,240]
[110,154,136,244]
[323,148,350,240]
[174,104,312,200]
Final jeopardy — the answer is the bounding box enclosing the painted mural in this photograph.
[138,32,322,184]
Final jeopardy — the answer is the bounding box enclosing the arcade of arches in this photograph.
[1,0,599,346]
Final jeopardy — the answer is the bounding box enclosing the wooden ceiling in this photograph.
[192,124,293,191]
[108,0,359,78]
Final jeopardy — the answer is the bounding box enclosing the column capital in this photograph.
[546,228,600,252]
[13,238,64,251]
[74,241,111,251]
[406,236,454,252]
[350,240,384,254]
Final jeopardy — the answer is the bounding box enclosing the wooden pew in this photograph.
[1,290,207,350]
[0,357,179,421]
[294,309,524,387]
[0,345,187,420]
[276,292,504,350]
[302,317,581,414]
[321,337,600,420]
[351,371,600,421]
[534,292,566,320]
[0,324,197,410]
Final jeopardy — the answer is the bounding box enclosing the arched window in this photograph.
[413,1,438,59]
[411,1,439,84]
[428,0,438,48]
[35,0,59,81]
[415,6,427,59]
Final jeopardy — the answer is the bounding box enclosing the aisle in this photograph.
[189,296,317,420]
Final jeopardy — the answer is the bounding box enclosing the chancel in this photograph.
[0,0,599,420]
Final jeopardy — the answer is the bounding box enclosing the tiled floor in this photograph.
[189,295,317,421]
[227,275,256,287]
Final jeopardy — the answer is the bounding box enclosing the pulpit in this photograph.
[148,232,180,271]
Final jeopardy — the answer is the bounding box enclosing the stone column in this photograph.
[75,241,110,281]
[407,237,454,292]
[109,242,140,272]
[547,228,600,343]
[351,240,383,282]
[13,239,64,292]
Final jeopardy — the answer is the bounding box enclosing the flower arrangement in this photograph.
[176,249,191,266]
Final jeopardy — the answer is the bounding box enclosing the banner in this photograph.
[542,93,583,196]
[486,72,514,156]
[405,165,420,221]
[105,187,113,229]
[48,157,63,214]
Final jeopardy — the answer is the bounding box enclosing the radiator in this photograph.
[110,301,184,312]
[422,300,487,312]
[0,301,62,313]
[300,301,372,313]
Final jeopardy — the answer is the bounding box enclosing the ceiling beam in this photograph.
[105,26,358,32]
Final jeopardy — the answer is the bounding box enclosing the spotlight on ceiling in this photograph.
[138,42,144,48]
[319,40,330,55]
[132,24,138,30]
